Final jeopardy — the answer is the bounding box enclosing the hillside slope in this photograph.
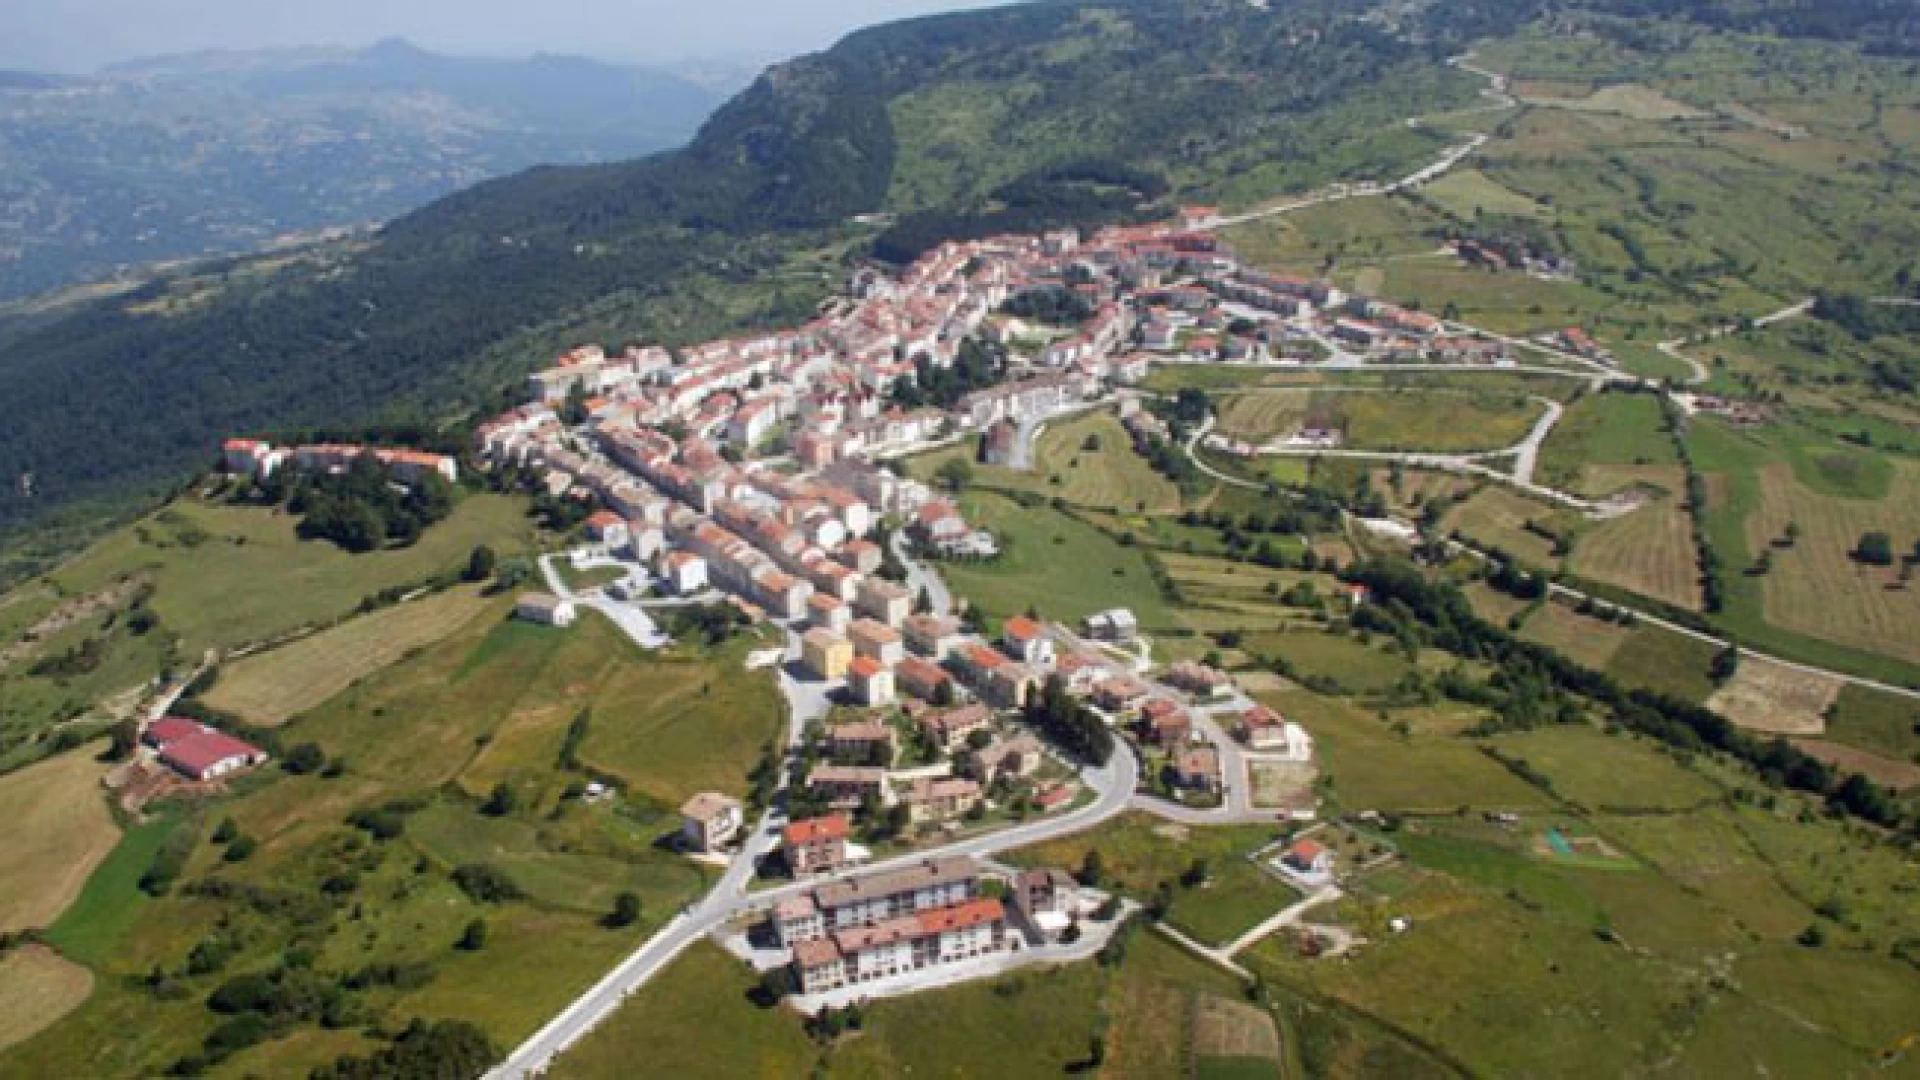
[0,0,1908,554]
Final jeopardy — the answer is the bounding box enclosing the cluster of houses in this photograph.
[771,855,1093,996]
[222,438,459,486]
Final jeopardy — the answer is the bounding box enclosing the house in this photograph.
[157,729,269,781]
[975,733,1045,779]
[848,656,896,707]
[802,628,854,681]
[1162,662,1232,697]
[789,896,1008,994]
[829,720,898,764]
[903,777,983,824]
[840,539,883,575]
[1083,608,1138,642]
[808,765,891,809]
[855,578,912,628]
[1281,838,1332,877]
[847,618,906,666]
[985,661,1039,710]
[903,614,963,660]
[1172,746,1223,794]
[1000,615,1055,668]
[1140,699,1193,748]
[514,593,577,627]
[806,856,979,932]
[585,510,630,548]
[807,593,852,633]
[895,655,953,702]
[664,552,710,595]
[1013,867,1079,937]
[1092,675,1151,712]
[775,894,828,947]
[1237,705,1289,750]
[919,704,993,753]
[781,813,853,877]
[679,791,744,852]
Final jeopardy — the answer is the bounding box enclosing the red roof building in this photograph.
[158,730,269,781]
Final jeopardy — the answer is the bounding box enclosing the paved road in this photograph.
[1658,297,1815,385]
[537,554,669,649]
[488,667,1144,1079]
[890,529,953,619]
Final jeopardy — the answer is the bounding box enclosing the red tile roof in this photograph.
[915,897,1005,935]
[1002,615,1043,642]
[145,717,207,747]
[783,814,852,847]
[159,730,264,776]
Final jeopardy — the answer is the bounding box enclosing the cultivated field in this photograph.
[1219,194,1448,271]
[1571,489,1704,610]
[1704,655,1842,736]
[201,588,494,726]
[1215,389,1543,454]
[1442,487,1565,566]
[1033,410,1185,512]
[1515,600,1632,671]
[938,491,1178,629]
[0,947,93,1053]
[1520,82,1706,120]
[1787,739,1920,792]
[1421,168,1550,219]
[0,743,118,932]
[1744,459,1920,665]
[1193,994,1283,1077]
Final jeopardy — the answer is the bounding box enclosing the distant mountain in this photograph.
[0,40,722,301]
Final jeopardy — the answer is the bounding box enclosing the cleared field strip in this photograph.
[1705,654,1842,736]
[203,588,496,726]
[0,743,119,932]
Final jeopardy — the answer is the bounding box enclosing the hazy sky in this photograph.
[0,0,1000,74]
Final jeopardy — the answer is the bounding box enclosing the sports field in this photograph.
[0,742,118,932]
[201,588,494,725]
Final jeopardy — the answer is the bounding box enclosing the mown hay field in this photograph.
[0,742,118,932]
[1744,459,1920,665]
[201,588,494,726]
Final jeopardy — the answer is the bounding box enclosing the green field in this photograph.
[1007,813,1290,946]
[934,490,1179,630]
[1241,711,1920,1078]
[1535,390,1679,494]
[0,593,741,1078]
[1214,388,1544,454]
[907,409,1187,515]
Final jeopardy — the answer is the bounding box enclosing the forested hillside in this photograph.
[0,0,1907,564]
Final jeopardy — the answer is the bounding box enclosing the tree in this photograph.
[211,816,239,844]
[481,782,517,817]
[108,717,141,761]
[1078,849,1105,888]
[464,544,497,582]
[1854,530,1895,566]
[1180,858,1210,888]
[457,919,488,952]
[223,834,257,862]
[283,742,327,775]
[607,891,642,928]
[1710,642,1740,686]
[935,457,974,493]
